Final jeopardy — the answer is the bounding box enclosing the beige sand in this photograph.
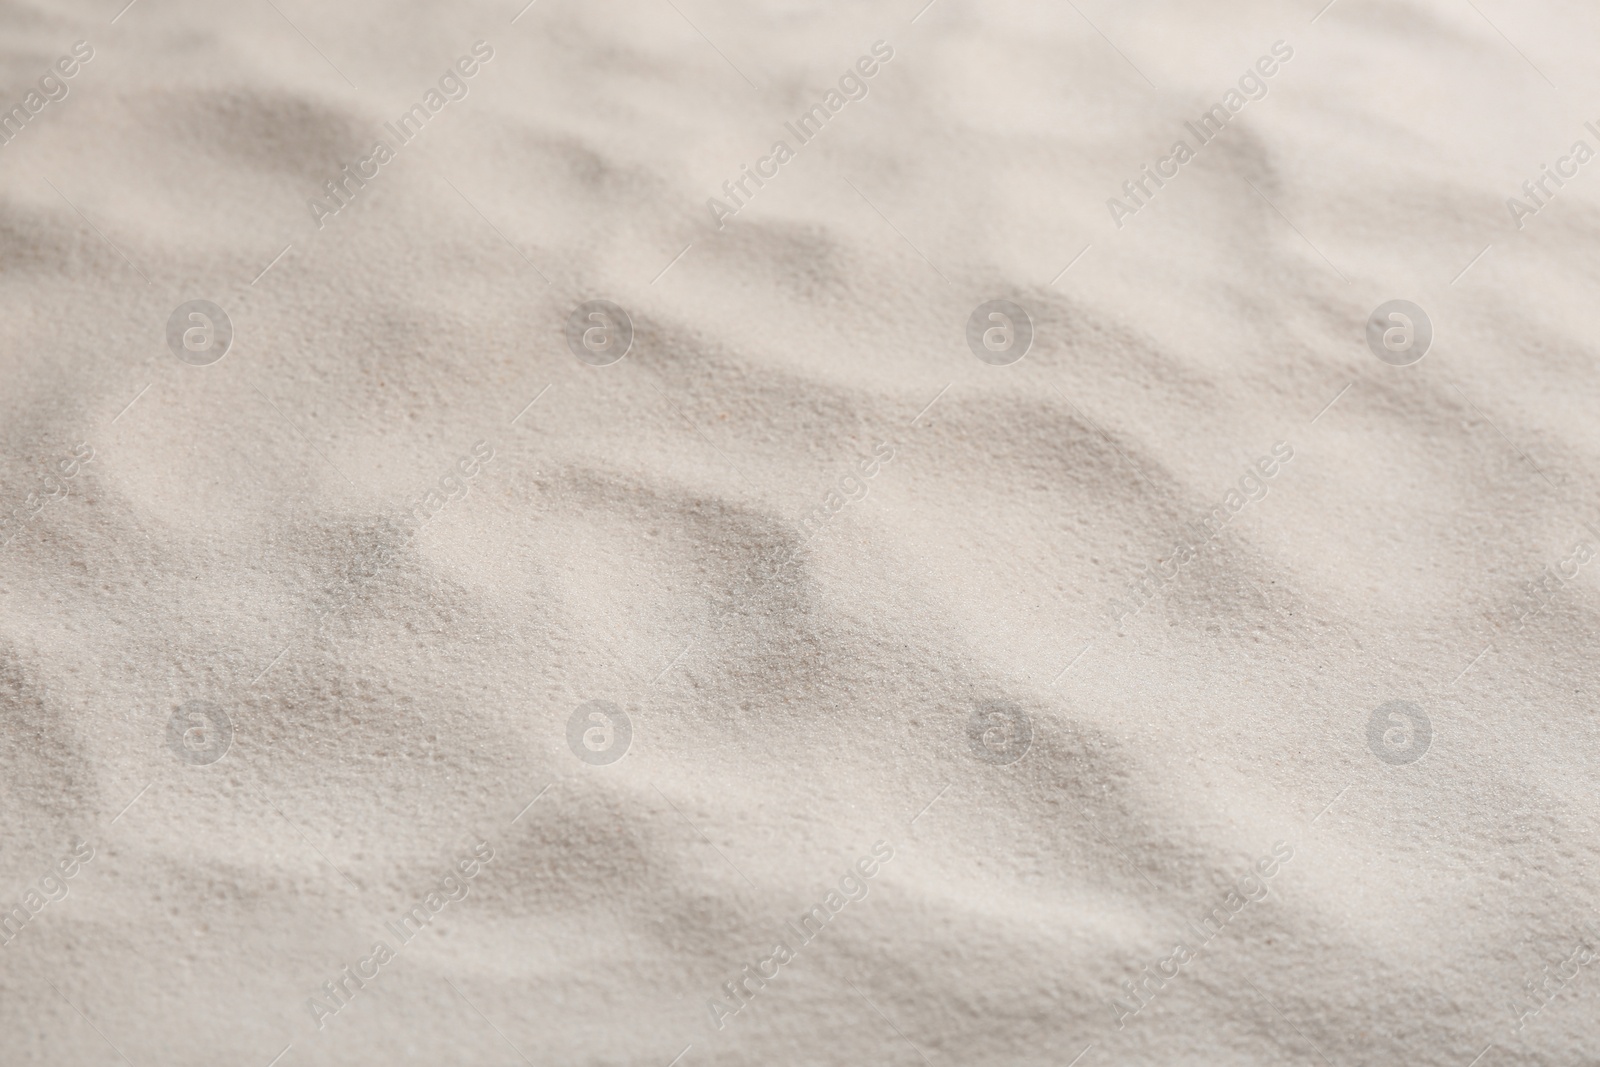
[3,0,1600,1063]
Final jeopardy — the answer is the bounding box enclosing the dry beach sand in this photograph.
[3,0,1600,1063]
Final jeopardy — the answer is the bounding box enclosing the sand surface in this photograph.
[3,0,1600,1063]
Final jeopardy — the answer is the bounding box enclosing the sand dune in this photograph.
[3,0,1600,1063]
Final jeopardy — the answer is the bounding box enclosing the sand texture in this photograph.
[3,0,1600,1064]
